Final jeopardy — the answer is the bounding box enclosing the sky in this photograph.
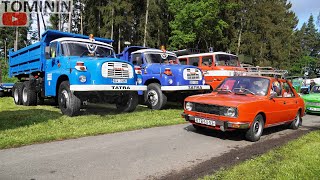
[289,0,320,29]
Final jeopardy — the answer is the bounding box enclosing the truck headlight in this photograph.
[79,75,87,83]
[137,77,143,85]
[168,79,173,85]
[185,102,194,111]
[223,107,237,117]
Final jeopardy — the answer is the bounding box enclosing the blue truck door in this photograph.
[45,42,60,96]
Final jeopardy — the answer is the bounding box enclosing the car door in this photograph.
[281,80,298,121]
[267,80,287,124]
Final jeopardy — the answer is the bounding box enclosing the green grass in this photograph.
[202,130,320,180]
[0,97,185,149]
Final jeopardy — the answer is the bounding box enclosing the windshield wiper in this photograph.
[215,88,232,94]
[233,88,255,95]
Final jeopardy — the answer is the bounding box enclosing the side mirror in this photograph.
[45,46,50,59]
[269,92,277,99]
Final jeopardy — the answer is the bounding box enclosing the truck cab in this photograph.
[9,30,146,116]
[177,52,246,89]
[117,46,210,110]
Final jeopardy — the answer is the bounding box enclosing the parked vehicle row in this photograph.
[7,30,306,142]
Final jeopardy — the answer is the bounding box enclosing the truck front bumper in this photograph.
[181,113,250,130]
[70,85,147,91]
[161,85,210,91]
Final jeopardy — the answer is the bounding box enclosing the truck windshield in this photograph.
[61,41,115,58]
[145,53,179,64]
[215,54,239,67]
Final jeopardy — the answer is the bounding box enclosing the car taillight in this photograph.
[134,66,142,74]
[75,61,87,71]
[164,68,172,76]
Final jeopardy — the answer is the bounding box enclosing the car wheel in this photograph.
[193,124,205,131]
[245,114,264,142]
[21,81,37,106]
[58,81,81,116]
[289,111,301,130]
[144,83,167,110]
[116,92,139,113]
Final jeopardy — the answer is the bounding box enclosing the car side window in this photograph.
[271,81,282,97]
[132,53,142,66]
[188,57,199,66]
[49,42,58,58]
[282,82,295,98]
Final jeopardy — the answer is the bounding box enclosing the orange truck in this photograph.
[177,52,246,89]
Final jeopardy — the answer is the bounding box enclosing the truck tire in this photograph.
[58,81,81,116]
[0,91,4,97]
[144,83,167,110]
[12,82,23,105]
[22,81,37,106]
[116,92,139,112]
[245,114,264,142]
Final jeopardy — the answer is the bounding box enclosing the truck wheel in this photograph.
[289,111,302,130]
[21,81,37,106]
[0,91,4,97]
[58,81,81,116]
[245,114,264,142]
[116,92,139,112]
[145,83,167,110]
[12,82,23,105]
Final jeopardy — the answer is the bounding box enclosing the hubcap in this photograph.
[147,89,158,106]
[60,89,69,108]
[14,89,19,102]
[295,113,300,126]
[253,119,262,136]
[22,87,28,103]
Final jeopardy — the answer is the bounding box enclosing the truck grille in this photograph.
[183,68,202,80]
[194,103,221,115]
[102,62,133,78]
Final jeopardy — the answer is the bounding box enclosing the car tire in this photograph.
[145,83,167,110]
[12,82,23,105]
[116,92,139,113]
[289,111,302,130]
[58,81,81,116]
[245,114,264,142]
[193,124,205,131]
[21,81,37,106]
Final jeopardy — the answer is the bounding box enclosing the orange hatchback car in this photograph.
[182,76,305,141]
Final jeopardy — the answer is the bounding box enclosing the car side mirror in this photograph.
[45,46,50,59]
[269,92,277,99]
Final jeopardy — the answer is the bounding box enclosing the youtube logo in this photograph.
[0,12,29,27]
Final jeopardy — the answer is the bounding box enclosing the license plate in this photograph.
[195,117,216,126]
[308,107,320,111]
[189,80,198,85]
[113,79,127,83]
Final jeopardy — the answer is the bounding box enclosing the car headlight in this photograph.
[137,77,143,85]
[185,102,194,111]
[222,107,237,117]
[79,75,87,83]
[168,79,173,85]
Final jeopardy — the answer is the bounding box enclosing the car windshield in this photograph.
[216,76,270,96]
[311,86,320,93]
[145,53,179,64]
[61,41,115,58]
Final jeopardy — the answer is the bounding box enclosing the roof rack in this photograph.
[243,66,288,77]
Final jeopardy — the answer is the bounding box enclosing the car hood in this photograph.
[302,93,320,101]
[185,92,265,107]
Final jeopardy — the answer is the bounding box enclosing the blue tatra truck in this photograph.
[9,30,146,116]
[117,46,210,110]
